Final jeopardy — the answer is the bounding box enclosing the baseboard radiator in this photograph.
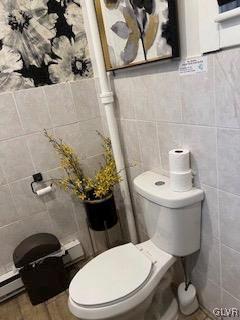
[0,239,85,302]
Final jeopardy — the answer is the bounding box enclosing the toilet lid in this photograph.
[69,243,153,307]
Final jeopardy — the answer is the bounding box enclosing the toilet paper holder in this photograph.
[31,173,53,195]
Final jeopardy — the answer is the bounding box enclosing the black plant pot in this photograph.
[84,194,118,231]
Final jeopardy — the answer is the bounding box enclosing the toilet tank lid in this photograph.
[134,171,204,209]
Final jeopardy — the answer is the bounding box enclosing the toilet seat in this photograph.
[69,243,153,308]
[68,240,176,320]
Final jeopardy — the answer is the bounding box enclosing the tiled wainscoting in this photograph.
[113,47,240,311]
[0,78,112,274]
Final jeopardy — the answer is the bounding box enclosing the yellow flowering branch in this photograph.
[44,129,122,201]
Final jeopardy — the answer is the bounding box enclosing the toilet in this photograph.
[68,171,204,320]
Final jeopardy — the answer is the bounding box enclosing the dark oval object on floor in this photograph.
[13,233,61,268]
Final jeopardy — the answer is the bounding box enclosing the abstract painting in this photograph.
[95,0,179,71]
[0,0,93,93]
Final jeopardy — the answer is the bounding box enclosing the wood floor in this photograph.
[0,291,77,320]
[179,309,212,320]
[0,290,211,320]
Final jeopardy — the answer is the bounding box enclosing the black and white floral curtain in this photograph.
[0,0,93,93]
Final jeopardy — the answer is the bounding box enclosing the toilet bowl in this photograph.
[68,171,204,320]
[69,241,177,320]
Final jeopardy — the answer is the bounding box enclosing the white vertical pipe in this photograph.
[84,0,138,244]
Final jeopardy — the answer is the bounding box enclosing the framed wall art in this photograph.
[95,0,180,71]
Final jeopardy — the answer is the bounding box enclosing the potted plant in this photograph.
[44,130,121,231]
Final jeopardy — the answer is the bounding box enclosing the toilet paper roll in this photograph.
[170,170,192,192]
[36,186,53,196]
[169,149,190,173]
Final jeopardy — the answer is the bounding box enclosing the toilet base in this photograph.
[68,281,178,320]
[146,297,179,320]
[108,294,178,320]
[145,272,178,320]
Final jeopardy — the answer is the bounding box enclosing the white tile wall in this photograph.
[222,289,240,314]
[54,122,86,159]
[0,93,24,140]
[0,185,18,227]
[215,47,240,128]
[157,122,184,172]
[192,270,221,312]
[9,176,46,218]
[44,83,77,127]
[70,79,100,121]
[201,185,219,240]
[0,137,35,183]
[113,50,240,312]
[0,78,108,274]
[26,130,59,172]
[113,76,136,120]
[137,121,161,169]
[180,55,215,126]
[119,119,141,165]
[218,128,240,194]
[221,245,240,301]
[14,87,52,134]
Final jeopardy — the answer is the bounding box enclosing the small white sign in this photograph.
[179,56,208,76]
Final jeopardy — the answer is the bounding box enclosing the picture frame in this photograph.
[95,0,180,71]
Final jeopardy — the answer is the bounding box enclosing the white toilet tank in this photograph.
[134,171,204,257]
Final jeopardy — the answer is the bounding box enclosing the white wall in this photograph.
[112,46,240,313]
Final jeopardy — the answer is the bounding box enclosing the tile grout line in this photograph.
[67,81,78,117]
[7,182,21,222]
[4,93,24,202]
[0,116,102,144]
[12,91,25,133]
[135,118,144,171]
[156,122,163,171]
[214,52,224,305]
[42,86,55,132]
[118,117,240,131]
[213,54,222,301]
[222,287,240,304]
[25,135,37,174]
